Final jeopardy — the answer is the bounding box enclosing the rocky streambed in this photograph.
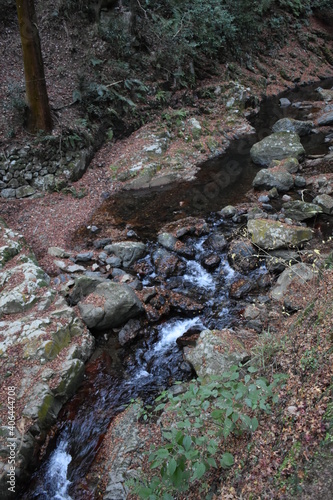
[1,80,333,499]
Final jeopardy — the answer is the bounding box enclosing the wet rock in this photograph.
[104,241,146,268]
[282,200,323,221]
[157,232,195,258]
[220,205,237,218]
[176,326,202,347]
[152,248,186,278]
[142,287,157,304]
[118,319,141,346]
[183,329,248,379]
[253,166,294,192]
[78,282,143,332]
[204,232,228,251]
[272,118,314,136]
[229,278,254,299]
[228,239,258,272]
[201,253,221,270]
[247,219,313,250]
[312,194,333,214]
[250,132,305,166]
[168,291,203,314]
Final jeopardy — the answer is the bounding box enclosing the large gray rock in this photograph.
[252,166,294,192]
[317,111,333,126]
[313,194,333,214]
[78,281,143,332]
[0,220,95,497]
[247,219,313,250]
[0,256,50,314]
[282,200,323,221]
[184,329,248,380]
[69,275,107,305]
[104,241,146,268]
[271,263,316,301]
[250,132,305,166]
[272,118,314,136]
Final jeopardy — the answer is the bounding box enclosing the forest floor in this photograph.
[0,2,333,499]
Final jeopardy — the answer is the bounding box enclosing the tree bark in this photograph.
[16,0,52,133]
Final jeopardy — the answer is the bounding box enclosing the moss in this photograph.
[37,393,56,426]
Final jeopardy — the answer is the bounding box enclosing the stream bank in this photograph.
[9,78,333,499]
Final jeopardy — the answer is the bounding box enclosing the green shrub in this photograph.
[130,365,286,498]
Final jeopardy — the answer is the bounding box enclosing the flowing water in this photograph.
[23,78,333,499]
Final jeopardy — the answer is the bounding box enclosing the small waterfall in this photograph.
[32,439,72,500]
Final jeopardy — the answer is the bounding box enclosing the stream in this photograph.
[22,78,333,499]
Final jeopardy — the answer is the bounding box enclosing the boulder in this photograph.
[247,219,313,250]
[282,200,323,221]
[312,194,333,214]
[250,132,305,166]
[0,256,50,314]
[272,118,314,136]
[152,248,186,278]
[317,110,333,126]
[252,166,294,192]
[104,241,146,268]
[78,282,143,332]
[228,239,258,272]
[157,232,195,258]
[204,233,228,251]
[229,278,254,299]
[270,157,299,174]
[316,87,333,102]
[118,319,141,346]
[271,263,316,302]
[183,329,248,379]
[69,275,107,305]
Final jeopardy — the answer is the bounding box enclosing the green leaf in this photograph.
[212,409,224,419]
[167,458,177,476]
[223,417,233,438]
[156,448,170,459]
[220,452,234,468]
[206,457,217,468]
[136,486,153,498]
[248,366,258,373]
[192,461,206,481]
[250,417,259,432]
[183,435,192,451]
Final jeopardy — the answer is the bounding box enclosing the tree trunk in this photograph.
[16,0,52,133]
